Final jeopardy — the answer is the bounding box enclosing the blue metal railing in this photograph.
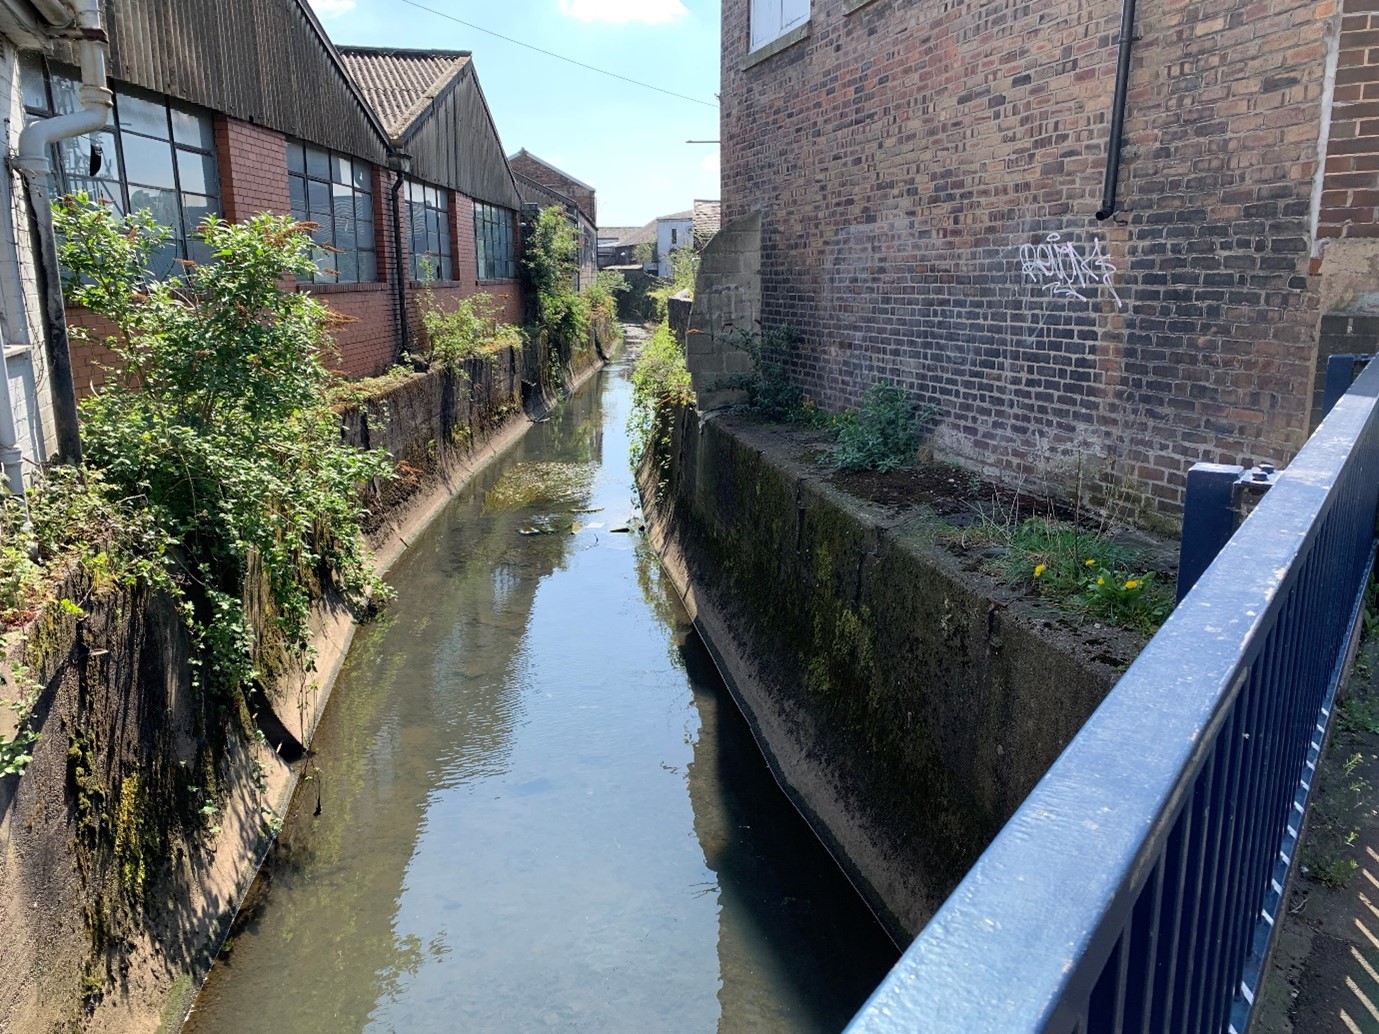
[848,358,1379,1034]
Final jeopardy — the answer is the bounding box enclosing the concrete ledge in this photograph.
[741,21,811,70]
[641,408,1132,941]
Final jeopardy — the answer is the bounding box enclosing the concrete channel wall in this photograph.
[642,407,1127,940]
[0,331,606,1033]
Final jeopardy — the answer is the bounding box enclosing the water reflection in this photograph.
[185,362,895,1034]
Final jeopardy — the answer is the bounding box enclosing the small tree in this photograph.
[56,195,391,698]
[524,205,590,351]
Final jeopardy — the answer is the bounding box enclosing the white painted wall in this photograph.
[0,40,54,478]
[656,217,693,278]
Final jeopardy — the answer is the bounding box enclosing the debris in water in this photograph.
[484,461,596,512]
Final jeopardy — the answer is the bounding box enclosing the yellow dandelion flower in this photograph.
[1034,563,1046,578]
[1097,577,1105,586]
[1124,579,1140,590]
[1085,559,1096,567]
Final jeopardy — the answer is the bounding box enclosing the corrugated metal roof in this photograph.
[339,47,471,137]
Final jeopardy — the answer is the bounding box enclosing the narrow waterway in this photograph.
[184,357,897,1033]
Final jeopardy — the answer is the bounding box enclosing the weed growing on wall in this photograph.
[629,322,694,473]
[830,382,935,473]
[416,287,522,371]
[524,206,591,353]
[56,194,392,704]
[648,247,700,321]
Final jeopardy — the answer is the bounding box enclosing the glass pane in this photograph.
[353,163,371,192]
[286,141,305,175]
[58,131,120,188]
[176,148,217,196]
[188,237,214,268]
[335,251,358,283]
[358,250,378,282]
[50,73,82,117]
[121,134,177,190]
[439,223,451,264]
[332,190,356,251]
[65,176,123,214]
[439,255,452,281]
[128,185,180,231]
[332,155,351,185]
[148,240,179,280]
[307,179,331,223]
[116,90,169,138]
[288,176,307,220]
[313,248,337,283]
[182,193,217,238]
[407,179,423,204]
[354,193,375,231]
[170,107,214,150]
[305,144,329,181]
[19,54,47,113]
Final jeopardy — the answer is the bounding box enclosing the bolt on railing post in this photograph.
[1177,463,1245,602]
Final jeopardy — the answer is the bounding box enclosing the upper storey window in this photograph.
[750,0,809,51]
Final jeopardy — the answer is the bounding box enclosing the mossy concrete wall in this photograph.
[0,336,607,1033]
[642,408,1126,940]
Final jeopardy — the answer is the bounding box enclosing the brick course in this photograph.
[721,0,1331,517]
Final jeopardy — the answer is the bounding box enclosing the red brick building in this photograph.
[508,149,599,290]
[718,0,1371,518]
[26,1,528,393]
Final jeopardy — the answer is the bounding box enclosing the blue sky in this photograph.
[308,0,722,228]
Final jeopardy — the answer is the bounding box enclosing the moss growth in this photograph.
[114,772,158,895]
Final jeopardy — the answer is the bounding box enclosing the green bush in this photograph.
[524,206,590,350]
[629,322,693,469]
[830,382,932,473]
[56,194,392,699]
[418,290,522,370]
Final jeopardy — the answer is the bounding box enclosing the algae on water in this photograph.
[483,462,597,512]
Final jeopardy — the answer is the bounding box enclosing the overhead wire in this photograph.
[393,0,719,109]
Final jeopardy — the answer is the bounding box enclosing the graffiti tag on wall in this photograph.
[1018,233,1123,309]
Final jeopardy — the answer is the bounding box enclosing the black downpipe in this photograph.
[1096,0,1139,221]
[390,167,411,363]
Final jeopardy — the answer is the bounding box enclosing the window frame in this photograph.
[286,139,378,285]
[21,55,221,279]
[405,178,453,281]
[750,0,810,52]
[473,202,517,281]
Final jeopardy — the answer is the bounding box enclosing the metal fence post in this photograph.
[1177,463,1244,602]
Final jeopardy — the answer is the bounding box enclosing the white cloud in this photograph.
[557,0,688,25]
[308,0,356,17]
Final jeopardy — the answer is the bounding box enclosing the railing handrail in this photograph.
[848,359,1379,1033]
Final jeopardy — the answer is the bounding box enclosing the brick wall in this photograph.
[215,117,291,219]
[1319,0,1379,240]
[722,0,1332,518]
[508,152,596,225]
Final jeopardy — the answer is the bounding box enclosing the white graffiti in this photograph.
[1018,233,1123,309]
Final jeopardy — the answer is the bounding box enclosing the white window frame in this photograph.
[750,0,809,52]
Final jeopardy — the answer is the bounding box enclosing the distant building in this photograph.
[507,149,598,290]
[597,226,639,268]
[692,200,721,251]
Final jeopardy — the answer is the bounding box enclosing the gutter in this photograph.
[10,0,112,465]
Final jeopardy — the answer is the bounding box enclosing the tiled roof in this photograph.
[338,47,471,138]
[618,219,659,247]
[692,200,721,248]
[598,226,640,242]
[658,210,694,221]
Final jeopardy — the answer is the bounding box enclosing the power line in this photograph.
[394,0,719,109]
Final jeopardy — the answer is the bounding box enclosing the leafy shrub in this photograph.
[629,322,694,470]
[524,206,590,350]
[830,382,933,473]
[418,290,522,370]
[56,194,393,699]
[648,247,700,320]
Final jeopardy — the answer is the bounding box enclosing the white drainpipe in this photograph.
[7,0,111,482]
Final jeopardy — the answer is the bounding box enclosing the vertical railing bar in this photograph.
[1124,860,1165,1034]
[1169,748,1217,1032]
[1209,665,1265,1033]
[1186,713,1236,1034]
[1151,811,1192,1034]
